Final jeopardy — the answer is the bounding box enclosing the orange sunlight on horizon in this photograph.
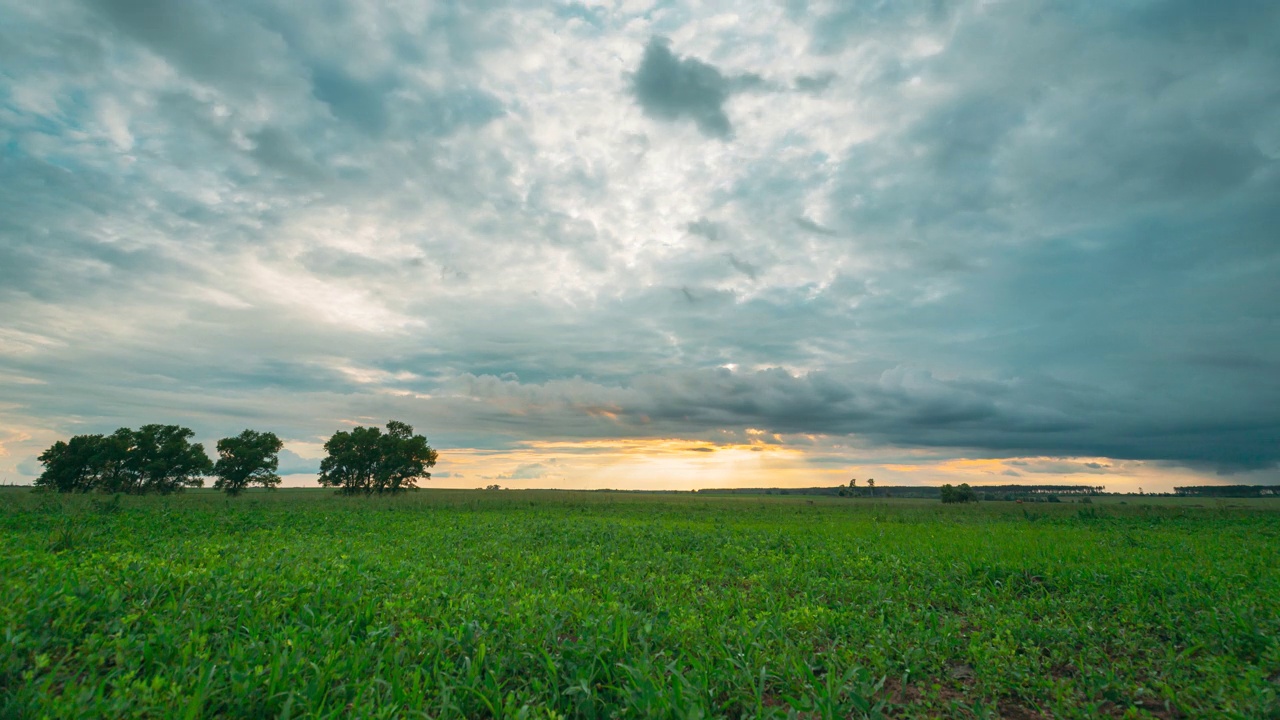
[276,436,1243,494]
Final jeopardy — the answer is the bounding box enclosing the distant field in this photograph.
[2,489,1277,719]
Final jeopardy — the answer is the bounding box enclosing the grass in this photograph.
[1,488,1278,719]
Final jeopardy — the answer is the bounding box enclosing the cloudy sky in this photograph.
[2,0,1278,492]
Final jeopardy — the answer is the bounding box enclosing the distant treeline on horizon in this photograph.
[697,485,1108,499]
[1173,485,1278,498]
[692,485,1278,499]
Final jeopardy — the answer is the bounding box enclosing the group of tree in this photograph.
[939,483,978,504]
[36,420,435,496]
[37,425,222,495]
[317,421,438,495]
[837,477,876,497]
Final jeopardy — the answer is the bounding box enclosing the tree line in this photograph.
[1173,485,1278,498]
[35,420,436,496]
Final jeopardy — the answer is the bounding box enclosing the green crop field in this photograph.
[2,489,1278,719]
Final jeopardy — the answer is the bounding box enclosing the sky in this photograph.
[1,0,1278,493]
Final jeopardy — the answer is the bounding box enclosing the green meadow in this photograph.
[2,489,1277,719]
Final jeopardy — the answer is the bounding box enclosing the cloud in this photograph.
[275,448,321,475]
[793,216,836,235]
[311,65,393,135]
[1015,459,1114,476]
[502,462,550,480]
[630,37,736,138]
[83,0,295,94]
[430,362,1280,472]
[726,254,758,280]
[784,0,958,56]
[686,217,724,241]
[793,73,835,93]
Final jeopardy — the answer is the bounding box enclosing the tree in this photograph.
[379,421,437,493]
[318,425,379,495]
[36,434,107,492]
[93,429,138,493]
[130,425,213,493]
[866,478,875,496]
[318,420,437,495]
[214,430,284,496]
[34,425,211,494]
[941,483,977,504]
[849,478,857,488]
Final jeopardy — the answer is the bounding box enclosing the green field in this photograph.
[2,489,1278,719]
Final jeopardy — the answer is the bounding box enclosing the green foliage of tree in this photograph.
[35,435,107,492]
[35,425,212,494]
[380,421,437,492]
[214,430,284,496]
[318,420,438,495]
[940,483,978,504]
[318,426,381,494]
[130,424,214,493]
[91,430,137,493]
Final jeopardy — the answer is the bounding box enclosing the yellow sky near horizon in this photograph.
[277,436,1252,494]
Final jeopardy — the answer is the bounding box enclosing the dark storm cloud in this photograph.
[449,361,1278,471]
[249,126,326,179]
[310,65,505,140]
[630,37,735,138]
[311,65,392,135]
[793,73,836,93]
[725,254,758,280]
[682,0,1280,471]
[83,0,294,93]
[686,218,724,241]
[0,155,197,302]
